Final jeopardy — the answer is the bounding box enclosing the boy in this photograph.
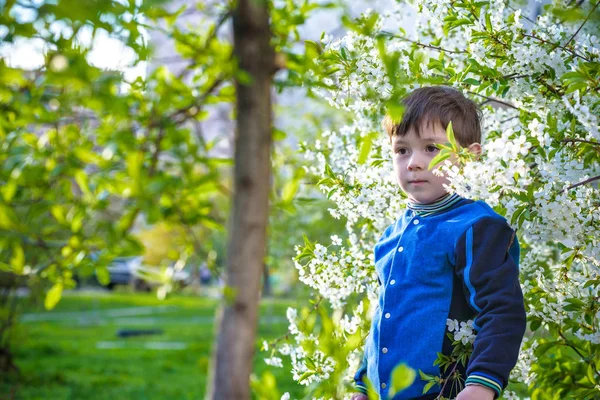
[352,86,526,400]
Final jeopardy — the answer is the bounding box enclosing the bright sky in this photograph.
[0,2,147,81]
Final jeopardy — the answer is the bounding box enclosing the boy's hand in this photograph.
[350,393,369,400]
[456,385,495,400]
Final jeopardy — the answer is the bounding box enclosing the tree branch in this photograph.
[500,116,520,124]
[436,362,460,400]
[176,10,233,82]
[502,73,532,80]
[562,138,600,146]
[563,0,600,47]
[467,91,522,111]
[558,329,600,379]
[522,33,590,62]
[377,31,467,54]
[561,174,600,193]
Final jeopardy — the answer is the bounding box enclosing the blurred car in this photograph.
[131,263,192,291]
[91,255,192,291]
[103,256,143,290]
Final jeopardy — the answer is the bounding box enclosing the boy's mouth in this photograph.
[409,180,428,184]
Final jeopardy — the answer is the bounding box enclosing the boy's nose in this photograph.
[407,153,426,171]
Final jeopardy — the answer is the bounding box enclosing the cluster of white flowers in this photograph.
[439,129,533,206]
[339,301,364,335]
[294,242,375,309]
[502,390,528,400]
[510,338,538,387]
[562,91,600,140]
[265,357,284,368]
[291,350,337,386]
[282,307,344,387]
[270,0,600,396]
[446,319,477,345]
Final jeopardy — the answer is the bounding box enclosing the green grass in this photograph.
[1,291,303,400]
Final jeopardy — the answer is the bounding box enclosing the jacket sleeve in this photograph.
[454,217,526,398]
[353,350,369,394]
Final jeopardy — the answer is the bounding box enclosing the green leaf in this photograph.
[463,78,480,86]
[561,71,587,83]
[75,169,92,198]
[358,135,373,165]
[485,13,492,32]
[282,180,300,202]
[324,164,336,179]
[10,243,25,274]
[587,363,596,384]
[126,151,144,193]
[45,282,63,310]
[563,297,585,311]
[305,40,322,59]
[0,181,17,202]
[446,121,458,150]
[385,101,405,122]
[388,363,416,397]
[0,203,18,229]
[96,266,110,286]
[428,151,451,170]
[452,18,473,29]
[273,129,287,141]
[51,205,66,223]
[297,370,315,383]
[423,380,437,394]
[362,376,380,400]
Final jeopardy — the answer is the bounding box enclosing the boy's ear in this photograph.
[468,142,482,158]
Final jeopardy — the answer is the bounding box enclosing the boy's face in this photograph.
[391,122,450,204]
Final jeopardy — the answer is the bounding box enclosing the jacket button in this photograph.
[385,313,391,319]
[381,383,387,389]
[398,246,404,252]
[390,279,396,285]
[382,347,388,354]
[413,219,419,225]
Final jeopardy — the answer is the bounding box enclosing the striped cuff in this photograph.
[465,373,502,397]
[355,381,368,394]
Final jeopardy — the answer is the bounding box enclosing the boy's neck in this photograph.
[407,193,462,216]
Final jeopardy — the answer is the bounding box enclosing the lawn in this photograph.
[1,290,303,400]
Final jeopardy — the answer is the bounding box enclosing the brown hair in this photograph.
[382,86,482,147]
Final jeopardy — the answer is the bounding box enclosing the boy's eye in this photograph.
[426,145,440,152]
[396,148,408,155]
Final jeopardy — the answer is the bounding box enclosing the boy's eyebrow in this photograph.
[394,137,443,144]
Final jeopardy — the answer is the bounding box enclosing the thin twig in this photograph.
[563,0,600,48]
[561,174,600,193]
[176,10,233,82]
[147,76,226,130]
[467,91,521,111]
[500,116,520,124]
[377,31,467,54]
[522,33,590,62]
[436,362,460,399]
[506,4,537,25]
[501,73,532,80]
[561,138,600,146]
[558,329,600,379]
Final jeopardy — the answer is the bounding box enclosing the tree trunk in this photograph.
[208,0,273,399]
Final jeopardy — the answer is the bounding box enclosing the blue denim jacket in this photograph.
[354,198,525,399]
